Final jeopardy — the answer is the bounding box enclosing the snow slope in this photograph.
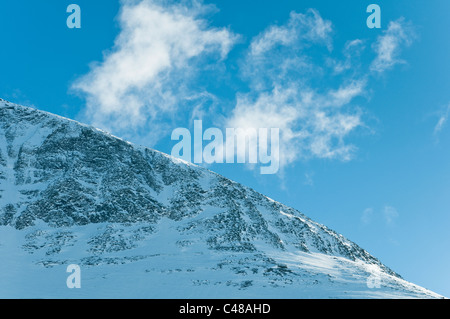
[0,99,443,298]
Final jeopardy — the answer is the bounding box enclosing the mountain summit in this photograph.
[0,99,442,298]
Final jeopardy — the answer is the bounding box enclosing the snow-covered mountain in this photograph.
[0,98,443,298]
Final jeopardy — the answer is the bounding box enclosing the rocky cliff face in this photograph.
[0,99,442,298]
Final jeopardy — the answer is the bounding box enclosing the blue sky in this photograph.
[1,0,449,297]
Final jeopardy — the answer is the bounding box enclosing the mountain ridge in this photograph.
[0,98,443,298]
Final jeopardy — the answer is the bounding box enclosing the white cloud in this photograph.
[226,83,364,167]
[72,3,416,174]
[324,80,366,107]
[383,206,399,226]
[362,206,399,227]
[345,39,365,55]
[434,103,450,135]
[370,18,415,73]
[361,208,374,225]
[328,39,365,74]
[73,0,237,141]
[304,171,314,186]
[250,9,332,57]
[226,13,416,173]
[242,9,333,91]
[226,10,365,168]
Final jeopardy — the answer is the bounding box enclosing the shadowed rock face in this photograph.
[0,99,442,298]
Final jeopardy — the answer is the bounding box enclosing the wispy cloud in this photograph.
[370,18,415,73]
[243,9,333,91]
[72,4,416,173]
[434,103,450,136]
[250,9,332,57]
[361,207,374,225]
[226,10,366,168]
[226,12,416,173]
[361,206,399,227]
[328,39,365,74]
[383,205,399,226]
[72,0,238,142]
[304,171,314,186]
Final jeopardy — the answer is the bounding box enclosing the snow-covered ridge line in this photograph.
[0,98,443,298]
